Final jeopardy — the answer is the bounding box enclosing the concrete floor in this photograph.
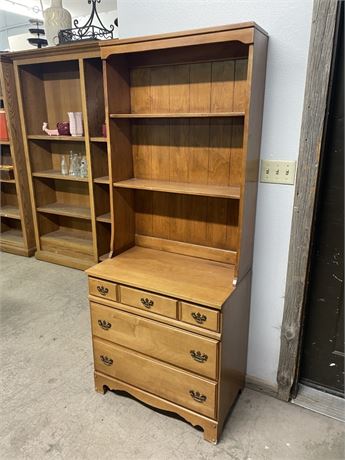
[0,252,344,460]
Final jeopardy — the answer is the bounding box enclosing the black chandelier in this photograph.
[58,0,118,44]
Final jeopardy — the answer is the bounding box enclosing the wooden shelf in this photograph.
[90,137,107,143]
[94,176,109,184]
[40,228,93,252]
[96,212,111,223]
[0,178,15,183]
[0,205,21,219]
[27,135,85,142]
[113,178,240,199]
[110,112,245,119]
[0,140,10,145]
[0,228,24,247]
[99,252,110,261]
[32,170,89,182]
[37,203,91,220]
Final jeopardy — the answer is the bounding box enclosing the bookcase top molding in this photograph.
[9,41,101,65]
[100,22,268,58]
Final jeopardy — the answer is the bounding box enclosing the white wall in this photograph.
[116,0,314,388]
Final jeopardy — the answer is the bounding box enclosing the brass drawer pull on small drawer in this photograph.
[141,297,154,309]
[98,320,112,330]
[97,286,109,296]
[189,390,207,403]
[190,350,208,363]
[191,312,207,324]
[100,355,113,366]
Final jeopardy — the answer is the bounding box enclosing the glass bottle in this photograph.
[68,150,74,175]
[80,155,88,178]
[61,154,68,175]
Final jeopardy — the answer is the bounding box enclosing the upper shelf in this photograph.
[27,135,85,142]
[110,112,245,119]
[113,178,240,199]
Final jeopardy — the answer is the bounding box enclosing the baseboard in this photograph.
[245,375,278,398]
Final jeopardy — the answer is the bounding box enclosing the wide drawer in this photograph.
[120,285,177,319]
[89,278,117,301]
[180,302,219,332]
[91,302,218,379]
[93,338,217,418]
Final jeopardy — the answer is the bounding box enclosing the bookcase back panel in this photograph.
[132,118,243,186]
[29,140,86,173]
[0,145,12,166]
[33,177,89,208]
[135,190,239,252]
[1,182,19,207]
[130,59,248,114]
[20,61,82,135]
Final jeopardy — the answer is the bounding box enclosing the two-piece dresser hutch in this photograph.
[87,23,268,443]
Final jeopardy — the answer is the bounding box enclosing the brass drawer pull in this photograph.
[141,297,154,309]
[191,312,207,324]
[97,285,109,296]
[100,355,113,366]
[190,350,208,363]
[189,390,207,403]
[98,320,111,330]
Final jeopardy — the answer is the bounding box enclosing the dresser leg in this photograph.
[94,372,107,394]
[202,421,219,444]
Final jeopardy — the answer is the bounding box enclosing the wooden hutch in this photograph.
[87,23,268,443]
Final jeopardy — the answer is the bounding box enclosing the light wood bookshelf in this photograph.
[12,44,112,269]
[0,54,35,257]
[86,22,268,443]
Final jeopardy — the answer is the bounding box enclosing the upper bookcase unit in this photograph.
[101,22,267,284]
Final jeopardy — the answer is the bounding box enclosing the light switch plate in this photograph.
[260,160,297,185]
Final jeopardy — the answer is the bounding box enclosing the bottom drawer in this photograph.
[93,338,217,418]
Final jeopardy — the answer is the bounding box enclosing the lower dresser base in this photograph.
[94,371,221,444]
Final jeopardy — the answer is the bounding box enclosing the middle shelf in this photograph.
[37,202,91,220]
[113,178,241,199]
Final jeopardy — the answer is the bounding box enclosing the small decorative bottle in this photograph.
[61,155,68,175]
[80,155,88,178]
[68,151,74,175]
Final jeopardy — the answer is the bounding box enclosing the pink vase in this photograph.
[68,112,83,136]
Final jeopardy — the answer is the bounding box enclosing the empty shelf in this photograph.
[96,212,111,223]
[32,170,88,182]
[113,178,240,199]
[40,229,93,252]
[110,112,245,119]
[37,203,91,220]
[0,205,21,219]
[94,176,109,184]
[0,228,24,247]
[90,137,107,143]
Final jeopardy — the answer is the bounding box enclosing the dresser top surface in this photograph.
[86,246,235,308]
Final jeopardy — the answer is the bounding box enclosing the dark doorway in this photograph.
[299,6,344,397]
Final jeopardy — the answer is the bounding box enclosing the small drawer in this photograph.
[180,302,219,332]
[120,286,177,319]
[89,278,117,302]
[93,338,217,418]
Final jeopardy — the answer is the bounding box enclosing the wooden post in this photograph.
[277,0,339,401]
